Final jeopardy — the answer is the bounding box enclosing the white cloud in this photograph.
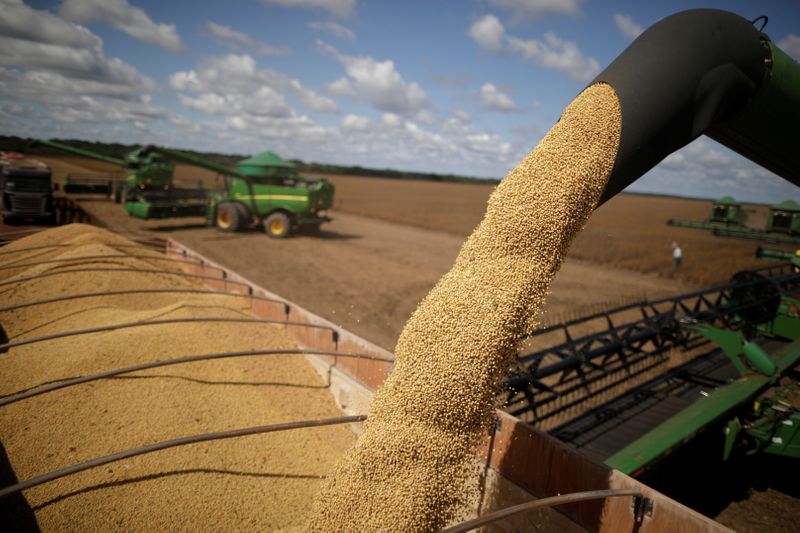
[381,113,403,128]
[507,32,599,82]
[261,0,355,18]
[467,14,597,83]
[341,113,370,131]
[454,109,471,123]
[0,0,156,97]
[0,66,153,103]
[414,109,435,125]
[326,76,357,97]
[319,40,428,115]
[614,14,643,40]
[0,0,98,49]
[480,83,516,111]
[309,20,355,40]
[778,34,800,61]
[59,0,183,52]
[469,14,505,53]
[170,54,338,114]
[0,66,173,134]
[204,21,291,56]
[179,86,291,117]
[637,138,800,204]
[488,0,582,20]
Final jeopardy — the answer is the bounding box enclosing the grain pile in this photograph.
[0,223,356,531]
[309,83,622,530]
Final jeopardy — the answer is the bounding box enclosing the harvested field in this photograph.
[0,224,355,531]
[315,173,775,287]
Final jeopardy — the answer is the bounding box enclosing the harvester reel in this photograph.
[728,270,781,325]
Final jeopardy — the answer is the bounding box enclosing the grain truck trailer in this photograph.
[0,157,55,224]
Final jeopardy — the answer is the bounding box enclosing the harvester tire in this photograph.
[215,202,244,232]
[265,212,291,238]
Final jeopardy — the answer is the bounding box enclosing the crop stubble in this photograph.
[309,83,622,530]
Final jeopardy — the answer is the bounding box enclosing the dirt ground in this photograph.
[313,174,780,287]
[27,155,800,529]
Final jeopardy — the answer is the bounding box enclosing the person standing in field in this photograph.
[672,241,682,269]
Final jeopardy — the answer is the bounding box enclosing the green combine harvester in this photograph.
[669,197,800,245]
[36,140,334,238]
[711,200,800,244]
[502,7,800,489]
[668,196,750,229]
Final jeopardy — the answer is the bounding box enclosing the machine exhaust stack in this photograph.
[591,9,800,205]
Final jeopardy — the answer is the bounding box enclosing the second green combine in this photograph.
[36,140,334,238]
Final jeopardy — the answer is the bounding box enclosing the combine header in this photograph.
[504,263,800,476]
[756,246,800,267]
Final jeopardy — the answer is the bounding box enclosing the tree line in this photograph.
[0,135,498,185]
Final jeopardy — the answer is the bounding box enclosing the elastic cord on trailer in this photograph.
[0,254,223,272]
[0,317,340,352]
[0,288,289,316]
[442,488,647,533]
[0,349,392,406]
[0,242,161,259]
[0,415,367,499]
[0,267,245,290]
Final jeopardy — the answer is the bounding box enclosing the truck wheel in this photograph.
[216,202,244,232]
[265,212,291,238]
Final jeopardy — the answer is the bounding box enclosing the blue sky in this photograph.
[1,0,799,203]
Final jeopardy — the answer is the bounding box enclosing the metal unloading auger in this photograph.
[587,8,800,206]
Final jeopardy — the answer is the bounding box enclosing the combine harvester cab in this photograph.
[767,200,800,234]
[708,196,748,226]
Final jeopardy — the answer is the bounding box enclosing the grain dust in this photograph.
[309,83,621,531]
